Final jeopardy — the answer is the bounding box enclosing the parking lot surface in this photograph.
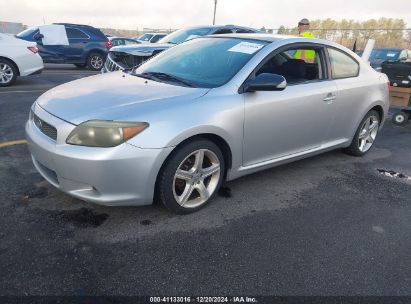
[0,65,410,295]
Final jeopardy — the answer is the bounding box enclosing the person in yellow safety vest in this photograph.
[294,18,316,63]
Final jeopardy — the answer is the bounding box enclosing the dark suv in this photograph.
[16,23,111,71]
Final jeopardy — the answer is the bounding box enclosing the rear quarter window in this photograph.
[328,48,359,79]
[66,28,89,39]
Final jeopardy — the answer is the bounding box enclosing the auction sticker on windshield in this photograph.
[228,42,264,54]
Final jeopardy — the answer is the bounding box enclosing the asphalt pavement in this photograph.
[0,64,410,296]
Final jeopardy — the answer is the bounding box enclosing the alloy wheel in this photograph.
[0,63,14,84]
[358,115,379,152]
[90,56,103,69]
[173,149,221,208]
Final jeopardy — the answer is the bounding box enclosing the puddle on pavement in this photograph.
[55,208,108,228]
[377,169,411,181]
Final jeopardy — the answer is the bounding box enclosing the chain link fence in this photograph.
[266,28,411,50]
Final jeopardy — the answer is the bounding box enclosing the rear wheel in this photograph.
[392,111,409,125]
[157,139,225,214]
[0,59,18,87]
[344,110,380,156]
[86,53,104,71]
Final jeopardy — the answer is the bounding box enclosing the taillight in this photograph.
[105,41,112,49]
[27,46,39,54]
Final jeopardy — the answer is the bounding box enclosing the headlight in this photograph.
[66,120,149,147]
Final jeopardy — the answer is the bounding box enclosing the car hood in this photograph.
[36,71,209,125]
[110,43,174,55]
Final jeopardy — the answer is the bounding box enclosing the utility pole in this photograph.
[212,0,218,25]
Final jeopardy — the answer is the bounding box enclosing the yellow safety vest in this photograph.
[294,31,315,63]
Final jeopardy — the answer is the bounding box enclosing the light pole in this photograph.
[212,0,218,25]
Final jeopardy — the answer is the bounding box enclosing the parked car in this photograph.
[16,23,111,71]
[103,25,260,73]
[108,36,139,47]
[133,33,168,43]
[0,33,43,87]
[381,50,411,87]
[369,48,411,71]
[26,34,389,214]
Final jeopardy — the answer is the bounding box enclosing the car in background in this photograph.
[103,25,260,73]
[0,33,43,87]
[369,48,411,72]
[381,49,411,87]
[26,34,388,213]
[108,36,139,47]
[133,33,168,43]
[16,23,111,71]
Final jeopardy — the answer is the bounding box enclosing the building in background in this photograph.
[0,21,26,34]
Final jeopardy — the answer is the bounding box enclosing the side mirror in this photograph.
[34,33,44,40]
[244,73,287,92]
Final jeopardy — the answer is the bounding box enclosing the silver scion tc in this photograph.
[26,34,389,214]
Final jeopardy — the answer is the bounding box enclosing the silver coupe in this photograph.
[26,34,389,214]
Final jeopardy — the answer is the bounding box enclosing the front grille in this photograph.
[104,52,149,72]
[33,114,57,141]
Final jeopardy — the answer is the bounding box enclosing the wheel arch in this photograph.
[153,133,233,200]
[0,56,20,76]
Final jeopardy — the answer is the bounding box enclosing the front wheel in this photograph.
[344,110,380,156]
[157,139,225,214]
[87,53,105,71]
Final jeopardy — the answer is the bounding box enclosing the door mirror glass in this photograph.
[245,73,287,92]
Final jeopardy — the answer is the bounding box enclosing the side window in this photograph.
[328,48,359,79]
[66,28,89,39]
[235,28,254,33]
[255,47,323,85]
[213,29,234,34]
[111,39,124,46]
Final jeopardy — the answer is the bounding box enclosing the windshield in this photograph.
[158,27,214,45]
[16,27,38,38]
[370,49,401,61]
[134,38,268,88]
[138,34,153,41]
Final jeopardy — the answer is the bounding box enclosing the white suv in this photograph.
[0,33,44,87]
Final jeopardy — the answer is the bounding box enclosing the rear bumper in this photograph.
[25,103,173,206]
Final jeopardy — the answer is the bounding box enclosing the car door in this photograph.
[242,45,338,166]
[63,27,90,62]
[33,30,64,63]
[324,47,366,141]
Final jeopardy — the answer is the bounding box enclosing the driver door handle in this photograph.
[323,93,336,103]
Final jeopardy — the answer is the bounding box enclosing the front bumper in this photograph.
[25,103,173,206]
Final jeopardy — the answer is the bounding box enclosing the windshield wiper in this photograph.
[141,72,195,87]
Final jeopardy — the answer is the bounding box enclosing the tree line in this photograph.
[264,18,411,49]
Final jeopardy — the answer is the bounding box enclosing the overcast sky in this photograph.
[0,0,410,30]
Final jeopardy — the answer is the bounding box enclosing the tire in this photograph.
[156,139,225,214]
[392,111,409,126]
[0,58,18,87]
[86,53,105,71]
[74,63,87,68]
[344,110,380,156]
